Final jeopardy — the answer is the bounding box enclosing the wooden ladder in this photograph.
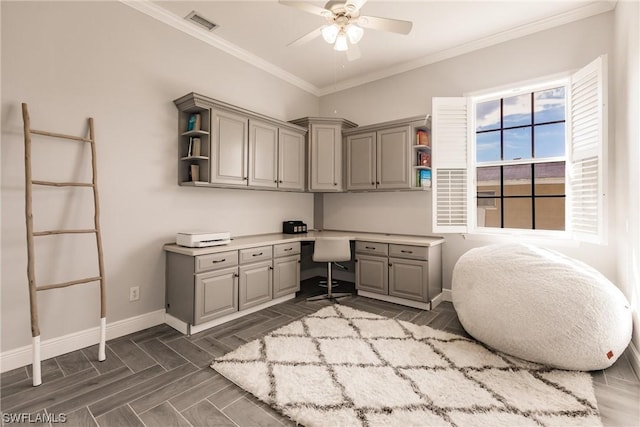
[21,103,106,386]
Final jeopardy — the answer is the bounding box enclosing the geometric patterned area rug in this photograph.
[211,305,602,427]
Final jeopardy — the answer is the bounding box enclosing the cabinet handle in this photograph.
[211,258,226,263]
[365,246,376,250]
[298,260,301,264]
[371,182,375,185]
[389,263,393,267]
[274,180,278,183]
[334,182,337,186]
[401,250,413,254]
[233,273,239,278]
[269,266,273,270]
[376,181,380,185]
[284,248,293,251]
[243,177,248,181]
[252,252,263,257]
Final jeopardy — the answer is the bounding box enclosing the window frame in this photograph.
[431,55,607,244]
[470,79,570,237]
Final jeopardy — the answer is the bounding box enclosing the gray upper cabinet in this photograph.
[249,119,278,188]
[346,132,376,190]
[175,93,307,192]
[344,116,428,191]
[346,125,412,190]
[289,117,358,192]
[377,125,412,189]
[278,128,305,190]
[211,109,249,185]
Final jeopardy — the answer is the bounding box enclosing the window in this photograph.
[475,87,567,231]
[432,55,607,243]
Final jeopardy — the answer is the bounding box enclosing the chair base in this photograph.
[307,292,351,301]
[318,280,339,288]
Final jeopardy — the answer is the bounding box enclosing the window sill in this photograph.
[461,231,580,248]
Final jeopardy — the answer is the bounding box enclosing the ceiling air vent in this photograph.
[185,11,218,31]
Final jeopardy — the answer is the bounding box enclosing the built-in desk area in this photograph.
[163,230,444,334]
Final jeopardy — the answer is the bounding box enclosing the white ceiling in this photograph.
[125,0,615,96]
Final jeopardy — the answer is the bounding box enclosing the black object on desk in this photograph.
[283,220,307,234]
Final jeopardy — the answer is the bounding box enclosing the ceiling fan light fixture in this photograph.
[345,23,363,44]
[334,32,348,51]
[321,24,340,44]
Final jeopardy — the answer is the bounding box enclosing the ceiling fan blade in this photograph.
[279,0,330,17]
[344,0,367,13]
[346,43,361,62]
[287,25,324,47]
[358,15,413,35]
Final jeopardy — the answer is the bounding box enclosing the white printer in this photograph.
[176,231,231,248]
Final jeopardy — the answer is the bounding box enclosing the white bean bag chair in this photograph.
[452,243,632,371]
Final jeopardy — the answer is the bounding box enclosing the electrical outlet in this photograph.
[129,286,140,302]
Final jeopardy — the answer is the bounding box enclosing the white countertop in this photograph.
[163,229,445,256]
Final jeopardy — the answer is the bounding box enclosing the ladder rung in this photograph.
[31,129,92,143]
[36,276,102,291]
[33,229,97,236]
[32,180,94,187]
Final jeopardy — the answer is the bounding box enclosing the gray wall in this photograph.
[1,1,319,352]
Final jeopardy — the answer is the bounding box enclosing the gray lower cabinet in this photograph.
[238,245,273,310]
[273,254,300,298]
[388,258,427,301]
[355,241,442,305]
[239,260,273,310]
[195,266,239,324]
[166,250,240,326]
[273,242,301,298]
[355,254,389,294]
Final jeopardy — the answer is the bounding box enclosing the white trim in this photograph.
[441,288,452,303]
[629,341,640,382]
[0,310,165,373]
[119,0,613,97]
[119,0,320,96]
[166,293,296,335]
[357,290,430,310]
[316,2,614,95]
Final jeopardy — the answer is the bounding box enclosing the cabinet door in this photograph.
[346,132,376,190]
[278,129,305,190]
[377,125,412,189]
[248,120,278,188]
[273,254,300,298]
[310,123,342,191]
[239,260,273,310]
[194,266,238,325]
[211,109,248,185]
[388,257,428,302]
[355,254,388,294]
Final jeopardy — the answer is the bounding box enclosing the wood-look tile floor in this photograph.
[2,278,639,427]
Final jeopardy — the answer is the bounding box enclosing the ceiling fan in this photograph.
[280,0,413,60]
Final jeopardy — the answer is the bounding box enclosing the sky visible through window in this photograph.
[476,87,566,163]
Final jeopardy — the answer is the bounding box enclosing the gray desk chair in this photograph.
[308,237,352,301]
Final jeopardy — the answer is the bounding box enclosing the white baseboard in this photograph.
[0,309,166,373]
[442,288,452,302]
[629,340,640,381]
[166,293,296,335]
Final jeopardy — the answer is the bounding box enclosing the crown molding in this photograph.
[120,0,615,98]
[316,1,616,95]
[119,0,322,96]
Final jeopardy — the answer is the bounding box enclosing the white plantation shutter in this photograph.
[432,97,470,233]
[569,55,607,243]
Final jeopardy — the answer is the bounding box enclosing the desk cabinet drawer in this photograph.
[239,245,272,264]
[273,242,300,257]
[389,244,428,261]
[355,241,389,256]
[196,251,238,273]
